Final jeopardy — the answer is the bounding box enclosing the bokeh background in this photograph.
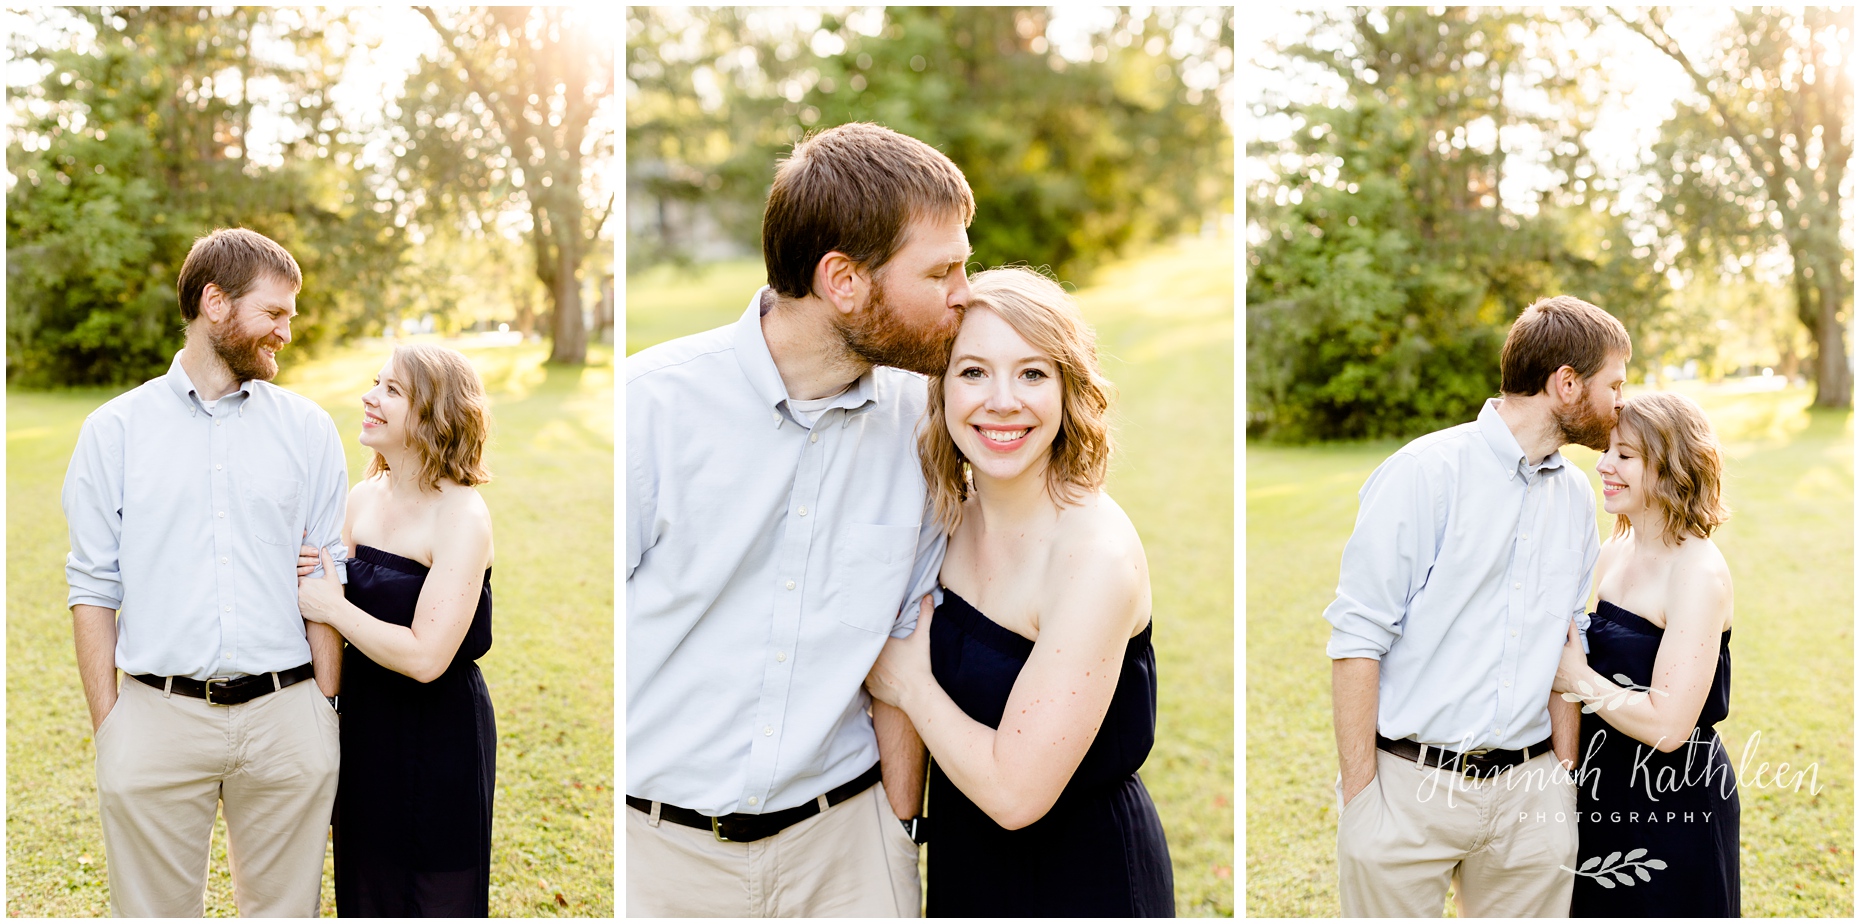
[627,6,1236,916]
[6,7,615,916]
[1245,8,1853,916]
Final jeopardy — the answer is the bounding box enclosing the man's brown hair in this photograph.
[1499,295,1631,395]
[762,122,975,299]
[177,228,303,322]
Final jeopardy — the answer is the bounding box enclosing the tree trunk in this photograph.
[548,211,587,364]
[1814,261,1851,407]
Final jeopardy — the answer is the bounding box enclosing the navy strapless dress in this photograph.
[1570,600,1738,917]
[926,588,1175,917]
[333,545,497,917]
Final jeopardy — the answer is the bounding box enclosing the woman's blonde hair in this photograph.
[920,267,1114,531]
[367,344,493,490]
[1611,391,1728,544]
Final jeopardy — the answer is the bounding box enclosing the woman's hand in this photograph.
[864,595,935,712]
[296,539,319,577]
[298,547,345,625]
[1551,620,1590,695]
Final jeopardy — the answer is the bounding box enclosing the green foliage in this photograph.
[625,7,1232,283]
[1247,9,1666,442]
[1620,8,1854,407]
[394,8,616,365]
[5,8,404,387]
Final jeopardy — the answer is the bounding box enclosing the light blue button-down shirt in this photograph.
[63,352,349,680]
[626,289,946,815]
[1324,399,1599,751]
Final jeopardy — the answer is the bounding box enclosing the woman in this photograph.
[296,344,497,917]
[1551,391,1737,916]
[863,267,1174,917]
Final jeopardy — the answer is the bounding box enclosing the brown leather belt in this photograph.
[1377,733,1555,778]
[626,763,882,842]
[131,662,316,706]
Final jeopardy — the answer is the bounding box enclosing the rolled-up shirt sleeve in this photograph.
[891,507,948,639]
[304,412,349,583]
[64,413,126,610]
[1323,452,1441,660]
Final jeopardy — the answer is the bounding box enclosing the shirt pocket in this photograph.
[242,475,303,546]
[1539,547,1586,621]
[833,523,920,634]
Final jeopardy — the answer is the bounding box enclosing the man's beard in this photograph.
[835,278,957,377]
[1554,383,1615,451]
[210,319,280,383]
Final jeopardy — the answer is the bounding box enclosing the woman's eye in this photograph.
[1021,369,1048,381]
[958,367,983,379]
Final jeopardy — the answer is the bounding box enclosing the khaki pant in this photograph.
[1338,749,1578,917]
[626,781,921,917]
[95,674,340,917]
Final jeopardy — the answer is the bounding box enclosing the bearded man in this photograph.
[63,227,349,916]
[625,122,973,916]
[1325,295,1632,917]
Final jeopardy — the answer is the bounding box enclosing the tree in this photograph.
[1247,8,1661,440]
[1615,8,1854,408]
[625,7,1233,283]
[6,7,402,386]
[399,7,616,365]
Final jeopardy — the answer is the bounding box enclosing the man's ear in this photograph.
[1551,364,1582,404]
[813,251,870,316]
[200,282,233,324]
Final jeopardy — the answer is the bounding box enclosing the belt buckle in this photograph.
[711,815,730,842]
[203,676,234,706]
[1459,747,1495,778]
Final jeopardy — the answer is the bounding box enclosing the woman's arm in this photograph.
[1552,554,1731,752]
[866,541,1144,830]
[299,493,492,683]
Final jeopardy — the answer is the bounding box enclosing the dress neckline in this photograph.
[351,544,495,580]
[1595,599,1730,639]
[938,587,1152,659]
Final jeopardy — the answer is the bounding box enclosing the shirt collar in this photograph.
[164,350,252,414]
[1477,398,1565,480]
[734,287,876,419]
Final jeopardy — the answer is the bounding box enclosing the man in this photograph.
[1325,295,1631,917]
[625,122,974,916]
[63,228,349,917]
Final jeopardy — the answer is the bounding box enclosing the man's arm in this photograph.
[303,416,352,696]
[1333,657,1380,804]
[873,700,927,820]
[73,604,120,732]
[1549,690,1578,770]
[307,623,342,697]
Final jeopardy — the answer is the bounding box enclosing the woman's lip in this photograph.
[973,425,1031,452]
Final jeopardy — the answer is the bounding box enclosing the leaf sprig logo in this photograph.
[1559,674,1668,714]
[1561,848,1666,887]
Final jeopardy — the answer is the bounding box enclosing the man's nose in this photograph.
[949,272,972,311]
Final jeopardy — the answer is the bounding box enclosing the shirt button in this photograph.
[785,580,796,590]
[747,796,759,806]
[1510,628,1519,637]
[763,725,774,736]
[214,420,222,427]
[776,652,787,662]
[798,506,808,517]
[1513,582,1522,590]
[1503,679,1512,688]
[1520,533,1528,540]
[222,605,231,612]
[220,557,229,565]
[1494,726,1503,734]
[214,464,222,471]
[223,653,232,659]
[810,432,819,443]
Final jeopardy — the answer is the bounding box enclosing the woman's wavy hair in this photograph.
[366,344,493,490]
[1611,391,1729,544]
[920,267,1114,531]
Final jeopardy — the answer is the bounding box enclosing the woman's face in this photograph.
[359,358,413,452]
[943,306,1063,486]
[1596,426,1648,517]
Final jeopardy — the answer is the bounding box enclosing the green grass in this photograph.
[1244,384,1853,917]
[624,235,1237,916]
[6,340,614,917]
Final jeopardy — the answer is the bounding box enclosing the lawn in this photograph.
[625,235,1237,916]
[1244,384,1853,917]
[6,340,615,917]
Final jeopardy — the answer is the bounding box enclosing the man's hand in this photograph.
[1333,657,1380,807]
[72,604,120,733]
